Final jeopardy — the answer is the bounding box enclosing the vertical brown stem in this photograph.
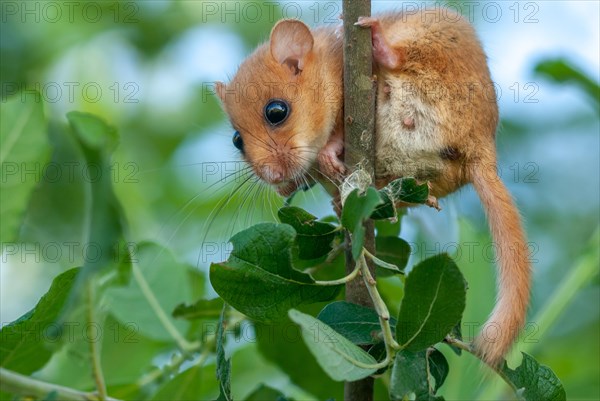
[342,0,376,400]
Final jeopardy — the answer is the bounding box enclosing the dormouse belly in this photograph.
[374,75,446,183]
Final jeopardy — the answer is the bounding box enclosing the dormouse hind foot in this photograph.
[426,195,441,210]
[355,16,405,70]
[425,181,441,210]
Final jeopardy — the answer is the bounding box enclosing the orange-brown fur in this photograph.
[216,9,531,367]
[217,21,343,193]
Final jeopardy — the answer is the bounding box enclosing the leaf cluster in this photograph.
[0,99,566,401]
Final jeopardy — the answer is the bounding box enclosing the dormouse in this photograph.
[215,8,531,367]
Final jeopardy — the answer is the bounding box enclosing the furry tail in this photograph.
[470,166,531,367]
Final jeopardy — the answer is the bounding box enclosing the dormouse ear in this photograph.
[214,81,226,102]
[270,19,314,74]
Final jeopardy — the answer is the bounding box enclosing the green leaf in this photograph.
[390,349,446,401]
[0,91,48,244]
[0,268,79,374]
[67,111,118,153]
[216,304,232,401]
[36,314,168,398]
[288,309,378,382]
[375,236,411,275]
[317,301,396,345]
[390,350,429,400]
[210,223,341,322]
[278,206,339,260]
[105,242,202,342]
[255,319,343,400]
[367,342,388,375]
[173,298,225,320]
[428,349,449,393]
[101,316,168,389]
[66,112,125,274]
[229,343,304,400]
[502,353,566,401]
[244,384,291,401]
[371,178,430,220]
[387,177,431,204]
[534,58,599,106]
[151,365,206,401]
[18,122,90,268]
[341,188,382,259]
[396,254,466,351]
[113,241,134,287]
[375,213,403,237]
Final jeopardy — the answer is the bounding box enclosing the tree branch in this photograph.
[0,368,121,401]
[86,281,107,401]
[342,0,377,400]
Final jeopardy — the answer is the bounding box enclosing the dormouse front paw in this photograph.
[317,127,346,181]
[318,148,346,181]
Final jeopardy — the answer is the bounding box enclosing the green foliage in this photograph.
[0,108,566,398]
[317,301,396,345]
[0,92,48,244]
[341,187,382,258]
[216,305,232,401]
[396,254,466,351]
[209,223,341,322]
[66,112,125,274]
[534,58,600,107]
[150,365,206,401]
[105,241,202,342]
[288,309,378,381]
[389,349,446,401]
[428,349,450,392]
[173,298,225,321]
[375,236,411,275]
[371,178,430,220]
[244,384,292,401]
[278,206,340,260]
[502,353,567,401]
[0,268,78,375]
[255,318,343,400]
[4,1,593,399]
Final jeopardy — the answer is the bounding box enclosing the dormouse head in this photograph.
[215,19,341,195]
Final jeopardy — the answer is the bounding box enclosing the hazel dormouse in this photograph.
[214,8,531,367]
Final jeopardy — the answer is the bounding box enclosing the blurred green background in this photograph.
[1,1,598,400]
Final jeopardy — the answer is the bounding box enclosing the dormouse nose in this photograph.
[261,164,285,184]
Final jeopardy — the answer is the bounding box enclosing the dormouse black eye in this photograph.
[232,131,244,152]
[264,99,290,126]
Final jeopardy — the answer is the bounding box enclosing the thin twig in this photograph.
[0,368,122,401]
[131,261,197,353]
[136,313,245,388]
[444,336,519,393]
[364,248,405,274]
[86,281,107,401]
[315,262,361,285]
[359,253,400,352]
